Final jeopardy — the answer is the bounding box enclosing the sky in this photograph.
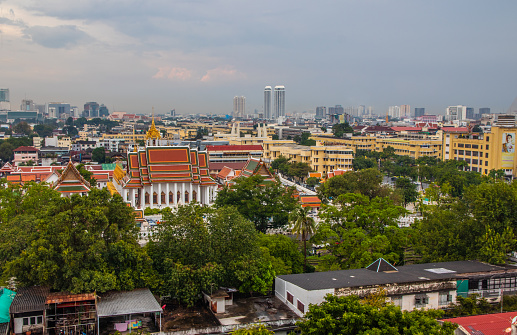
[0,0,516,116]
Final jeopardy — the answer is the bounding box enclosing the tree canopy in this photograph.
[297,295,456,335]
[215,175,298,232]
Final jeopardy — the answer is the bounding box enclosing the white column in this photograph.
[166,183,170,207]
[196,184,200,203]
[173,183,178,207]
[140,188,144,208]
[205,186,209,205]
[189,183,193,202]
[150,184,154,208]
[181,183,186,204]
[158,183,162,207]
[132,189,136,207]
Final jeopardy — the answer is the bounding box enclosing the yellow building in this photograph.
[442,126,517,177]
[262,141,354,174]
[101,133,146,141]
[310,134,442,159]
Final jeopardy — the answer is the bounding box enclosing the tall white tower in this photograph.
[274,85,285,119]
[233,96,246,118]
[264,86,272,119]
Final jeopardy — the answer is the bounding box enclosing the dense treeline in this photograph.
[0,181,305,307]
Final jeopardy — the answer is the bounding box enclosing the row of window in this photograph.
[455,150,489,158]
[138,191,197,204]
[22,316,43,326]
[286,291,305,313]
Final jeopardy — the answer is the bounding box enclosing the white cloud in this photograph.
[153,66,192,80]
[200,66,245,83]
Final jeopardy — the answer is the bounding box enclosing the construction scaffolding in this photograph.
[45,293,96,335]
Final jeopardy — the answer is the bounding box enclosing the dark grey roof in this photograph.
[277,261,506,291]
[97,288,162,317]
[366,258,398,272]
[10,287,49,314]
[0,322,8,335]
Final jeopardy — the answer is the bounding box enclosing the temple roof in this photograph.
[145,118,161,140]
[53,161,91,194]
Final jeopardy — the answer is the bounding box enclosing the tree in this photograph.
[297,295,456,335]
[271,156,290,174]
[12,121,32,136]
[63,125,78,136]
[147,204,275,305]
[33,124,56,138]
[76,163,97,187]
[317,168,392,202]
[215,175,298,232]
[299,132,316,146]
[306,177,320,188]
[0,142,14,162]
[92,147,107,163]
[395,177,419,207]
[257,234,304,275]
[289,206,316,272]
[5,188,156,293]
[313,193,407,270]
[287,162,311,181]
[352,156,376,171]
[331,122,353,138]
[66,117,74,126]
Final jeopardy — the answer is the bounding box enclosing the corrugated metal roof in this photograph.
[97,288,162,317]
[10,287,49,314]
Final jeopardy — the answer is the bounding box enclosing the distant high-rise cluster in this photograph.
[83,102,109,118]
[414,108,425,118]
[233,96,246,118]
[264,85,285,120]
[0,88,10,111]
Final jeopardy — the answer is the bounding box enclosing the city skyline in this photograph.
[1,1,516,115]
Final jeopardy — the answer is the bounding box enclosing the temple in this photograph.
[111,118,217,209]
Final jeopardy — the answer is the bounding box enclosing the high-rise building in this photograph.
[99,104,109,117]
[21,99,35,111]
[466,107,474,119]
[414,108,425,118]
[446,105,467,121]
[358,105,366,116]
[84,102,100,118]
[264,86,272,119]
[478,108,490,119]
[388,106,401,118]
[48,103,71,118]
[0,89,10,111]
[233,96,246,118]
[316,106,326,119]
[400,105,411,117]
[274,86,285,119]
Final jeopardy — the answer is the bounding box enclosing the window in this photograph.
[486,136,490,141]
[486,145,489,150]
[153,192,158,204]
[459,150,464,155]
[465,151,471,156]
[439,292,452,306]
[472,144,479,149]
[415,295,429,307]
[37,316,42,324]
[145,193,150,204]
[23,318,29,326]
[297,300,305,313]
[287,291,293,304]
[465,144,471,148]
[458,143,464,148]
[472,159,478,165]
[486,153,489,158]
[485,161,488,166]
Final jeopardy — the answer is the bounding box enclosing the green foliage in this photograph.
[331,122,353,138]
[12,121,32,136]
[33,124,57,138]
[230,325,273,334]
[215,175,298,232]
[415,181,517,264]
[395,177,419,206]
[297,295,456,335]
[317,168,392,202]
[306,176,320,187]
[92,147,107,163]
[290,206,316,272]
[296,132,316,146]
[352,155,376,171]
[257,234,304,275]
[445,295,494,317]
[4,188,155,293]
[0,137,33,162]
[147,204,275,306]
[313,193,407,270]
[76,163,97,187]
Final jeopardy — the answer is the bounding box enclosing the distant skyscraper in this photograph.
[274,86,285,119]
[264,86,272,119]
[99,104,109,117]
[400,105,411,117]
[466,107,474,119]
[446,105,467,121]
[316,107,326,119]
[84,102,100,117]
[388,106,401,118]
[414,108,425,118]
[358,105,366,116]
[21,99,35,111]
[479,107,490,117]
[48,102,71,118]
[233,96,246,118]
[0,89,10,111]
[171,109,176,117]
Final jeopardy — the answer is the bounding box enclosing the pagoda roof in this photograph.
[53,161,91,194]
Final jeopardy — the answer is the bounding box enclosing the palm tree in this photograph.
[289,205,316,272]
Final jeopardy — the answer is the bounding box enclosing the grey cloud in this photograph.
[24,25,91,48]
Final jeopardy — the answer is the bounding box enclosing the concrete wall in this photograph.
[275,277,333,316]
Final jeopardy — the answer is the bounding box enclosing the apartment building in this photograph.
[442,126,517,177]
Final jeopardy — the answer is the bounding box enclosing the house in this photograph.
[45,292,96,335]
[275,259,517,316]
[10,287,49,335]
[13,146,38,166]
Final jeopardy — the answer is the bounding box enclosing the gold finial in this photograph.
[145,107,161,140]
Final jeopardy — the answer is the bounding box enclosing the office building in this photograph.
[466,107,474,119]
[414,108,425,118]
[264,86,272,119]
[99,104,109,117]
[0,88,10,111]
[84,102,100,118]
[171,109,176,117]
[478,108,491,119]
[400,105,411,118]
[233,96,246,118]
[388,106,400,118]
[328,105,344,115]
[446,105,467,122]
[315,107,326,119]
[48,103,71,119]
[20,99,35,111]
[274,86,285,119]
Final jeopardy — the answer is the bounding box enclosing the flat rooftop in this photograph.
[278,260,507,291]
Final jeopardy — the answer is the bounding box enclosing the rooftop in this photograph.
[443,312,517,335]
[97,288,162,317]
[10,286,49,314]
[278,260,506,291]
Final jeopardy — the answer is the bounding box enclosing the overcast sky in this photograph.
[0,0,516,116]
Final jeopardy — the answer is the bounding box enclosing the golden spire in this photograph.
[145,107,161,140]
